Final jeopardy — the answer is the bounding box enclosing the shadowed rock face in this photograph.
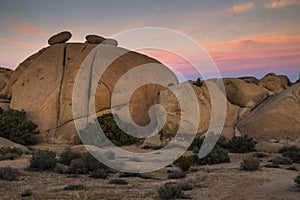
[3,42,178,143]
[0,67,12,93]
[237,83,300,141]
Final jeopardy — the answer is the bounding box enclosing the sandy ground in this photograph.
[0,147,299,200]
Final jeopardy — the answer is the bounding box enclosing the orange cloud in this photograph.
[0,38,29,47]
[15,23,42,35]
[265,0,300,9]
[226,2,255,14]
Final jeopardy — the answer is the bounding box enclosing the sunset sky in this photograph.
[0,0,299,81]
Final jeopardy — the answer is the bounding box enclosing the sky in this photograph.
[0,0,299,82]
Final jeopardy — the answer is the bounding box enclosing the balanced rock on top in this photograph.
[85,34,105,44]
[48,31,72,45]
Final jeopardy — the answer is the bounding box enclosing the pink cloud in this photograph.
[226,2,255,14]
[0,38,29,47]
[15,23,43,36]
[265,0,300,9]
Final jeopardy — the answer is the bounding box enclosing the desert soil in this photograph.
[0,145,299,200]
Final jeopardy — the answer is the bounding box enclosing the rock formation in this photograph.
[48,31,72,45]
[0,67,12,93]
[85,34,105,44]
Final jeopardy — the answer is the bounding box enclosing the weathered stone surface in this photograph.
[0,137,29,152]
[102,38,118,46]
[223,78,269,108]
[259,73,291,94]
[85,34,105,44]
[48,31,72,45]
[237,83,300,142]
[0,67,12,93]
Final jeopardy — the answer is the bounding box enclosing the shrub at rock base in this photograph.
[174,156,193,172]
[193,145,230,165]
[279,146,300,163]
[295,175,300,189]
[0,108,38,145]
[158,182,189,200]
[28,150,57,171]
[228,135,257,153]
[0,167,20,181]
[240,156,260,171]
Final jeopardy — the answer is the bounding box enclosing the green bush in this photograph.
[29,150,57,171]
[108,179,128,185]
[174,156,193,172]
[179,182,193,191]
[295,175,300,189]
[193,77,203,87]
[228,135,257,153]
[271,156,293,165]
[168,172,186,179]
[253,152,268,158]
[193,145,230,165]
[79,114,139,147]
[0,147,23,161]
[279,146,300,163]
[67,152,108,174]
[89,168,108,179]
[0,108,38,145]
[189,135,229,152]
[158,182,189,200]
[240,156,260,171]
[0,167,20,181]
[59,148,81,166]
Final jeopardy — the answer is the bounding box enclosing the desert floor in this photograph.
[0,145,299,200]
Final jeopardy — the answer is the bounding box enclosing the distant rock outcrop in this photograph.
[0,67,12,93]
[259,73,291,94]
[237,83,300,142]
[85,34,105,44]
[48,31,72,45]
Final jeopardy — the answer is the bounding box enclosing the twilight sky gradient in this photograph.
[0,0,299,81]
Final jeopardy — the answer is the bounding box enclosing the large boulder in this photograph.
[85,34,105,44]
[0,67,12,93]
[4,41,177,144]
[158,81,240,139]
[237,83,300,143]
[48,31,72,45]
[0,137,29,152]
[223,78,269,108]
[102,38,118,46]
[259,73,291,94]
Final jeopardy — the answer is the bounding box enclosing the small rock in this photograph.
[85,34,105,44]
[102,38,118,46]
[21,190,32,197]
[48,31,72,45]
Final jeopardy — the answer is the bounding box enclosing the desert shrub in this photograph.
[63,184,85,190]
[174,156,193,172]
[253,152,268,158]
[28,150,57,171]
[109,179,128,185]
[67,152,108,174]
[0,167,19,181]
[0,94,7,99]
[287,166,298,171]
[79,114,139,147]
[0,147,23,161]
[59,148,81,166]
[279,146,300,154]
[265,163,280,168]
[271,156,293,165]
[295,175,300,189]
[0,108,38,145]
[89,168,108,179]
[53,165,67,174]
[240,156,260,171]
[193,77,203,87]
[228,135,257,153]
[279,146,300,163]
[20,190,32,197]
[158,182,189,199]
[119,172,152,179]
[168,172,186,179]
[189,135,229,152]
[179,182,193,191]
[193,145,230,165]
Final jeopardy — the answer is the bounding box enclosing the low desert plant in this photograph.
[279,147,300,163]
[158,182,189,199]
[193,145,230,165]
[28,150,57,171]
[295,175,300,189]
[240,156,260,171]
[271,156,293,165]
[0,147,23,161]
[179,182,193,191]
[119,172,152,179]
[174,156,193,172]
[168,172,186,179]
[279,146,300,154]
[59,148,81,166]
[0,167,20,181]
[0,108,38,145]
[193,77,203,87]
[89,168,108,179]
[63,184,85,190]
[252,152,268,158]
[228,135,257,153]
[265,163,280,168]
[108,179,128,185]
